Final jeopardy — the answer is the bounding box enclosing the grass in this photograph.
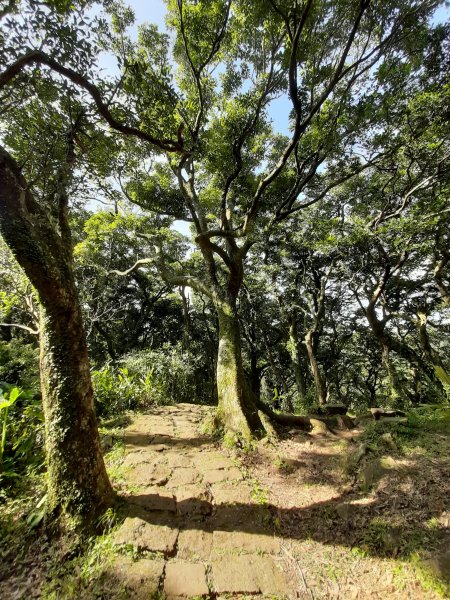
[250,479,269,505]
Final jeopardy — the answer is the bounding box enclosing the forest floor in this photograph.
[1,402,450,599]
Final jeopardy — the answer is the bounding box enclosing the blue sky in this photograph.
[99,0,449,138]
[98,0,291,134]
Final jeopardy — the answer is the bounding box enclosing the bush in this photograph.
[0,340,40,395]
[92,343,215,417]
[122,343,213,405]
[0,383,44,488]
[91,366,141,417]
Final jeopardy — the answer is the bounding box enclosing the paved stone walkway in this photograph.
[111,403,291,599]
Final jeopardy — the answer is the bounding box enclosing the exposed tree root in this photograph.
[254,399,338,435]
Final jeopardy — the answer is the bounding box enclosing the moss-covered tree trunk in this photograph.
[304,331,327,405]
[0,145,113,529]
[288,318,307,403]
[417,311,450,387]
[215,298,264,441]
[39,290,113,526]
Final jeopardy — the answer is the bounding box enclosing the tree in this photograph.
[2,0,447,446]
[98,0,443,439]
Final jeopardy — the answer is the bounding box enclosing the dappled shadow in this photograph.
[118,453,450,561]
[120,431,212,449]
[268,451,345,488]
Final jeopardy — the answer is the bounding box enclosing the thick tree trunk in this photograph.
[305,331,327,405]
[0,146,113,529]
[215,300,265,441]
[39,288,113,526]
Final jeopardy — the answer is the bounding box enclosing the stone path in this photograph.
[110,404,291,599]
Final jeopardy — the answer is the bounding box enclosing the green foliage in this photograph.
[0,340,40,394]
[0,383,44,487]
[91,366,141,417]
[361,406,450,457]
[92,342,213,416]
[122,343,213,406]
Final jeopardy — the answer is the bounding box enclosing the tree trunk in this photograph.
[304,331,327,405]
[215,299,264,441]
[417,311,450,387]
[381,344,405,405]
[40,289,113,527]
[288,319,307,403]
[0,146,113,530]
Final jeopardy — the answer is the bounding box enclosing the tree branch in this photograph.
[0,50,184,152]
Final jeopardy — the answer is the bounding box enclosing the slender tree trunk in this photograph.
[288,319,307,403]
[0,146,113,529]
[417,311,450,387]
[215,299,264,441]
[381,343,404,405]
[179,285,191,351]
[304,331,327,405]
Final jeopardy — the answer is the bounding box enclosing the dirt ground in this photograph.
[1,403,449,599]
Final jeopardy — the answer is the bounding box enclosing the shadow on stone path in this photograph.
[108,404,450,599]
[111,403,290,598]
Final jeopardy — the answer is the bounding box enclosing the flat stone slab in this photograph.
[168,467,199,487]
[114,517,178,554]
[210,482,253,504]
[128,488,176,512]
[192,453,235,471]
[166,454,194,468]
[109,557,165,599]
[164,562,209,598]
[212,530,280,556]
[210,505,272,532]
[122,452,152,468]
[203,467,243,484]
[211,555,288,594]
[254,555,289,594]
[211,555,260,593]
[128,463,172,486]
[175,485,212,515]
[177,529,213,561]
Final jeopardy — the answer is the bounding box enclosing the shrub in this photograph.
[0,383,44,488]
[0,340,40,395]
[91,366,140,417]
[122,343,213,406]
[92,343,214,417]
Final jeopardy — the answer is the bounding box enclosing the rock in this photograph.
[177,529,213,561]
[211,555,288,594]
[202,467,243,484]
[168,467,199,487]
[128,488,176,512]
[212,530,280,556]
[424,550,450,584]
[336,415,355,430]
[164,562,209,598]
[114,517,179,554]
[209,482,253,505]
[211,555,260,594]
[192,453,234,471]
[108,557,165,599]
[380,432,397,450]
[361,459,385,489]
[317,404,348,416]
[370,407,406,420]
[335,502,352,520]
[175,484,212,516]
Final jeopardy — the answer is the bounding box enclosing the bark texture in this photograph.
[215,301,265,440]
[0,146,113,528]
